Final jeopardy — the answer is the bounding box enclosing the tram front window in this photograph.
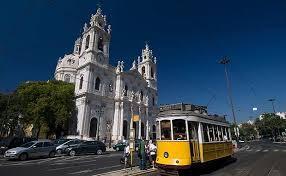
[160,120,171,140]
[173,119,187,140]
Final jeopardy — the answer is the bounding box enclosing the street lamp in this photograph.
[219,57,238,141]
[106,120,112,148]
[268,99,276,113]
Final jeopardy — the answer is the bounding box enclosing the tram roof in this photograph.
[158,103,228,124]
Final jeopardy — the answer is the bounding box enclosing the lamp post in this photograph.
[268,99,276,114]
[219,57,238,141]
[106,120,112,148]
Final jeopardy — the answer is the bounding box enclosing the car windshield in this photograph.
[20,142,35,148]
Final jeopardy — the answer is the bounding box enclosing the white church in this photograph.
[54,8,158,142]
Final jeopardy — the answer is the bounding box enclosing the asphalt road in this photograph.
[0,151,129,176]
[1,141,286,176]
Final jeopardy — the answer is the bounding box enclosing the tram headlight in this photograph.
[164,152,169,158]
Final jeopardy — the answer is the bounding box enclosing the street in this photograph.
[0,151,127,176]
[0,141,286,176]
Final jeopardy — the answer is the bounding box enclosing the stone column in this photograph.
[146,120,149,140]
[111,102,120,141]
[119,102,124,140]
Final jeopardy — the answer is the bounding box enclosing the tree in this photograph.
[239,123,257,141]
[16,80,75,138]
[255,113,286,140]
[0,92,22,137]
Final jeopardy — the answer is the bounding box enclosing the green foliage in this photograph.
[255,113,286,140]
[0,92,22,137]
[15,80,75,138]
[239,123,257,141]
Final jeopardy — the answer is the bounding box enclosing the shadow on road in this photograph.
[177,157,237,176]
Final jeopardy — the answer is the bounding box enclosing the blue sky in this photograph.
[1,0,286,123]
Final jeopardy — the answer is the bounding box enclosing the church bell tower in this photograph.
[137,44,157,90]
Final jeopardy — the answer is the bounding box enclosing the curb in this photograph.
[126,168,157,176]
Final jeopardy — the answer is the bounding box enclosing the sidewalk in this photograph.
[93,167,157,176]
[106,147,115,152]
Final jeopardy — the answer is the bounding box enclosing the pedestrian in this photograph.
[138,139,146,170]
[123,143,130,169]
[148,140,157,168]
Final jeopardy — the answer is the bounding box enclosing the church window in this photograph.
[85,35,90,50]
[142,66,145,75]
[124,85,128,96]
[79,76,83,89]
[95,77,101,90]
[140,91,143,101]
[64,74,71,83]
[152,97,155,106]
[67,59,71,65]
[98,37,103,51]
[151,67,154,78]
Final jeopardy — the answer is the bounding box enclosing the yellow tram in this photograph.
[156,103,233,171]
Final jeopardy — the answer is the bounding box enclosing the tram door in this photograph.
[188,121,200,162]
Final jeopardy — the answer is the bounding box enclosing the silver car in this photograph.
[4,140,56,161]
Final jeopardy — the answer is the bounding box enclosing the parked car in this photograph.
[4,140,56,161]
[113,139,142,151]
[66,141,106,156]
[113,141,127,151]
[53,138,70,146]
[56,139,82,154]
[0,137,37,155]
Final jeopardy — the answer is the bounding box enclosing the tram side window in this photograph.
[156,121,160,140]
[222,127,228,141]
[208,125,214,141]
[202,123,209,142]
[160,120,171,140]
[173,119,187,140]
[214,125,219,141]
[227,127,231,140]
[219,126,224,141]
[188,121,198,140]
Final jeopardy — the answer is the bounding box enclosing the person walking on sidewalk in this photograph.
[148,140,157,168]
[123,143,130,169]
[138,139,146,170]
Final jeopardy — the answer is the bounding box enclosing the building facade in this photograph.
[54,8,158,142]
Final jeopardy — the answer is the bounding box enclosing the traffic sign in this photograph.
[133,115,140,122]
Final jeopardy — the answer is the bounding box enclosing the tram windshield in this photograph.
[173,119,187,140]
[160,120,172,140]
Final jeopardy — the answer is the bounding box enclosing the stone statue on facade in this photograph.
[107,25,112,34]
[83,23,88,32]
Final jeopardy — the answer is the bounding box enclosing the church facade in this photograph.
[54,8,158,142]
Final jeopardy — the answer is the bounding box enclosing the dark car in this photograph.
[52,138,70,146]
[113,141,127,151]
[66,141,106,156]
[0,137,37,155]
[113,139,142,151]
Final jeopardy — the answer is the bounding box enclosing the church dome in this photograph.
[54,53,79,83]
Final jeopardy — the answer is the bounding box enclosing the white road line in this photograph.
[69,169,93,175]
[262,149,269,152]
[255,149,261,152]
[273,149,279,152]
